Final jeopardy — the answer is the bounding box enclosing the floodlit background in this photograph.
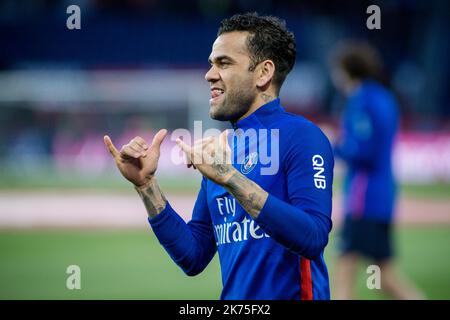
[0,0,449,299]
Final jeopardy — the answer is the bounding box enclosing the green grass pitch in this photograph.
[0,226,449,299]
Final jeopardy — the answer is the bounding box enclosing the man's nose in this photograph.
[205,66,220,82]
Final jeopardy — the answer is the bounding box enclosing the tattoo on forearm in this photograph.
[261,93,274,103]
[224,171,268,219]
[135,178,167,218]
[212,159,232,178]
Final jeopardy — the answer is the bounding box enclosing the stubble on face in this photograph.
[209,76,256,121]
[207,32,258,122]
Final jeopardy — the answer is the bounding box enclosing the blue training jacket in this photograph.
[334,80,399,222]
[149,98,334,300]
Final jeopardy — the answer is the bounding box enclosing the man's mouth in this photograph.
[210,88,225,102]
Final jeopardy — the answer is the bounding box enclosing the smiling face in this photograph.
[205,31,258,121]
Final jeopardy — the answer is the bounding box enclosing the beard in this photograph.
[209,82,257,122]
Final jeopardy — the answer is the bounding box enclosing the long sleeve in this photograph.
[148,177,217,276]
[255,122,334,259]
[334,99,376,167]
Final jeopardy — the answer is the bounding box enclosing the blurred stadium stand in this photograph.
[0,0,449,184]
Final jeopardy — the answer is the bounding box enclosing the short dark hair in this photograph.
[331,41,383,81]
[218,12,296,92]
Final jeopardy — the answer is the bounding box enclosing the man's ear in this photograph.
[256,60,275,89]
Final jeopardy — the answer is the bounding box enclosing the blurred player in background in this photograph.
[330,41,424,300]
[104,12,334,299]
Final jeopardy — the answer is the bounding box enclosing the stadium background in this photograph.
[0,0,449,299]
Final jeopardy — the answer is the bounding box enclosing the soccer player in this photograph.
[330,41,424,299]
[104,13,334,300]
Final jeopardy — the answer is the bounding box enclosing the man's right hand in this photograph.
[103,129,168,187]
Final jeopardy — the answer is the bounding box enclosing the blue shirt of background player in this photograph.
[148,98,334,300]
[334,80,399,222]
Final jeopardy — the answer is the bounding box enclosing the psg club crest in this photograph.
[241,152,258,174]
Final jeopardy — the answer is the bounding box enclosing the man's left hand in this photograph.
[176,130,236,186]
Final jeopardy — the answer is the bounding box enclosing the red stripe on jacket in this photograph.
[300,258,313,300]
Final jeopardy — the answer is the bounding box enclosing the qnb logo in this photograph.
[312,154,326,189]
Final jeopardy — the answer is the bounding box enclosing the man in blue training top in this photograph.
[104,12,334,300]
[330,41,424,299]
